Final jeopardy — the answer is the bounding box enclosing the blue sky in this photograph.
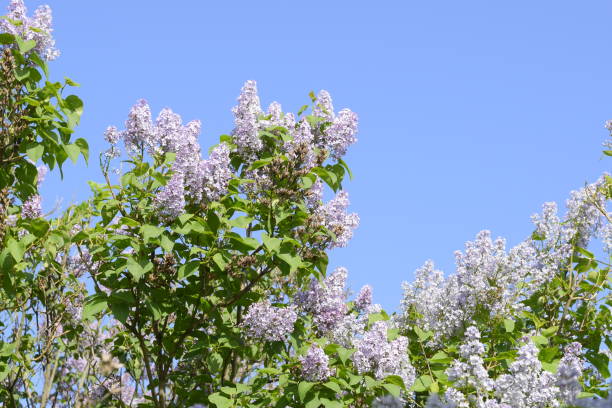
[23,0,612,311]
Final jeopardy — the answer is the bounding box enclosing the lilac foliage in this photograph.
[0,0,59,60]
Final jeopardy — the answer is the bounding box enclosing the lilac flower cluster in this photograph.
[352,320,416,388]
[231,82,358,163]
[105,101,233,218]
[354,285,373,312]
[402,176,610,344]
[231,80,264,157]
[296,267,348,333]
[401,231,541,342]
[153,172,186,220]
[314,191,360,248]
[21,194,41,218]
[531,176,609,267]
[241,300,297,342]
[0,0,60,60]
[299,345,334,382]
[426,327,585,408]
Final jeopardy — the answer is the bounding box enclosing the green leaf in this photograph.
[305,398,321,408]
[503,318,515,333]
[384,375,406,388]
[15,36,36,53]
[82,295,108,319]
[209,392,232,408]
[298,381,315,402]
[321,399,342,408]
[531,335,548,346]
[161,234,174,253]
[145,299,162,320]
[74,138,89,163]
[248,157,274,170]
[604,150,612,156]
[586,352,610,379]
[337,347,354,365]
[382,383,401,398]
[63,94,84,125]
[126,258,152,281]
[213,253,228,271]
[207,352,224,373]
[0,33,14,45]
[6,239,24,262]
[23,218,50,237]
[141,224,163,242]
[410,375,433,392]
[541,326,558,337]
[228,216,252,229]
[323,381,341,393]
[414,326,432,342]
[64,144,81,164]
[262,233,281,253]
[109,301,129,324]
[178,261,199,279]
[277,252,300,272]
[26,145,44,162]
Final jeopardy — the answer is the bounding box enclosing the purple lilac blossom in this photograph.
[354,285,372,312]
[124,99,155,153]
[241,300,297,342]
[602,223,612,253]
[556,342,583,405]
[299,345,333,382]
[22,194,41,218]
[324,108,358,159]
[196,143,232,202]
[305,178,324,208]
[352,320,416,388]
[0,0,59,60]
[313,90,335,121]
[105,104,232,215]
[285,119,316,169]
[296,267,348,333]
[231,80,263,157]
[154,171,186,220]
[316,191,360,248]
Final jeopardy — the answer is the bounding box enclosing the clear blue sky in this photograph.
[24,0,612,311]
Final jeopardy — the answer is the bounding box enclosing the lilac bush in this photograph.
[0,1,611,407]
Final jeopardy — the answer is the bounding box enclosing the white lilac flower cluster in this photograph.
[0,0,59,60]
[104,101,232,220]
[352,320,416,389]
[400,232,541,343]
[241,300,298,342]
[299,344,334,382]
[426,327,584,408]
[401,176,610,343]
